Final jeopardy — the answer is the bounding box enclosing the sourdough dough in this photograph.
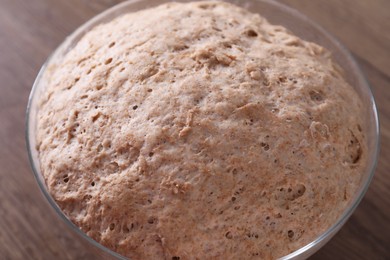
[36,1,366,259]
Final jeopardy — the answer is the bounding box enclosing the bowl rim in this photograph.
[25,0,380,259]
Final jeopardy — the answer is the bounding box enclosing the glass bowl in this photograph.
[26,0,380,259]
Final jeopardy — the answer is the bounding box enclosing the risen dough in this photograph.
[37,1,366,259]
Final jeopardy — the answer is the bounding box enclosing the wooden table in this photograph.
[0,0,388,259]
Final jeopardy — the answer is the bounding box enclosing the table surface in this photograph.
[0,0,389,259]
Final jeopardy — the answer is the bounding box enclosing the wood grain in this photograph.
[0,0,388,259]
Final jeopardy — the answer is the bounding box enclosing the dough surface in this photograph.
[36,1,366,259]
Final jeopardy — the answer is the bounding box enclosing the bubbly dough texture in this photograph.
[37,1,367,259]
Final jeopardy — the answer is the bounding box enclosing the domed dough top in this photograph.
[37,1,366,259]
